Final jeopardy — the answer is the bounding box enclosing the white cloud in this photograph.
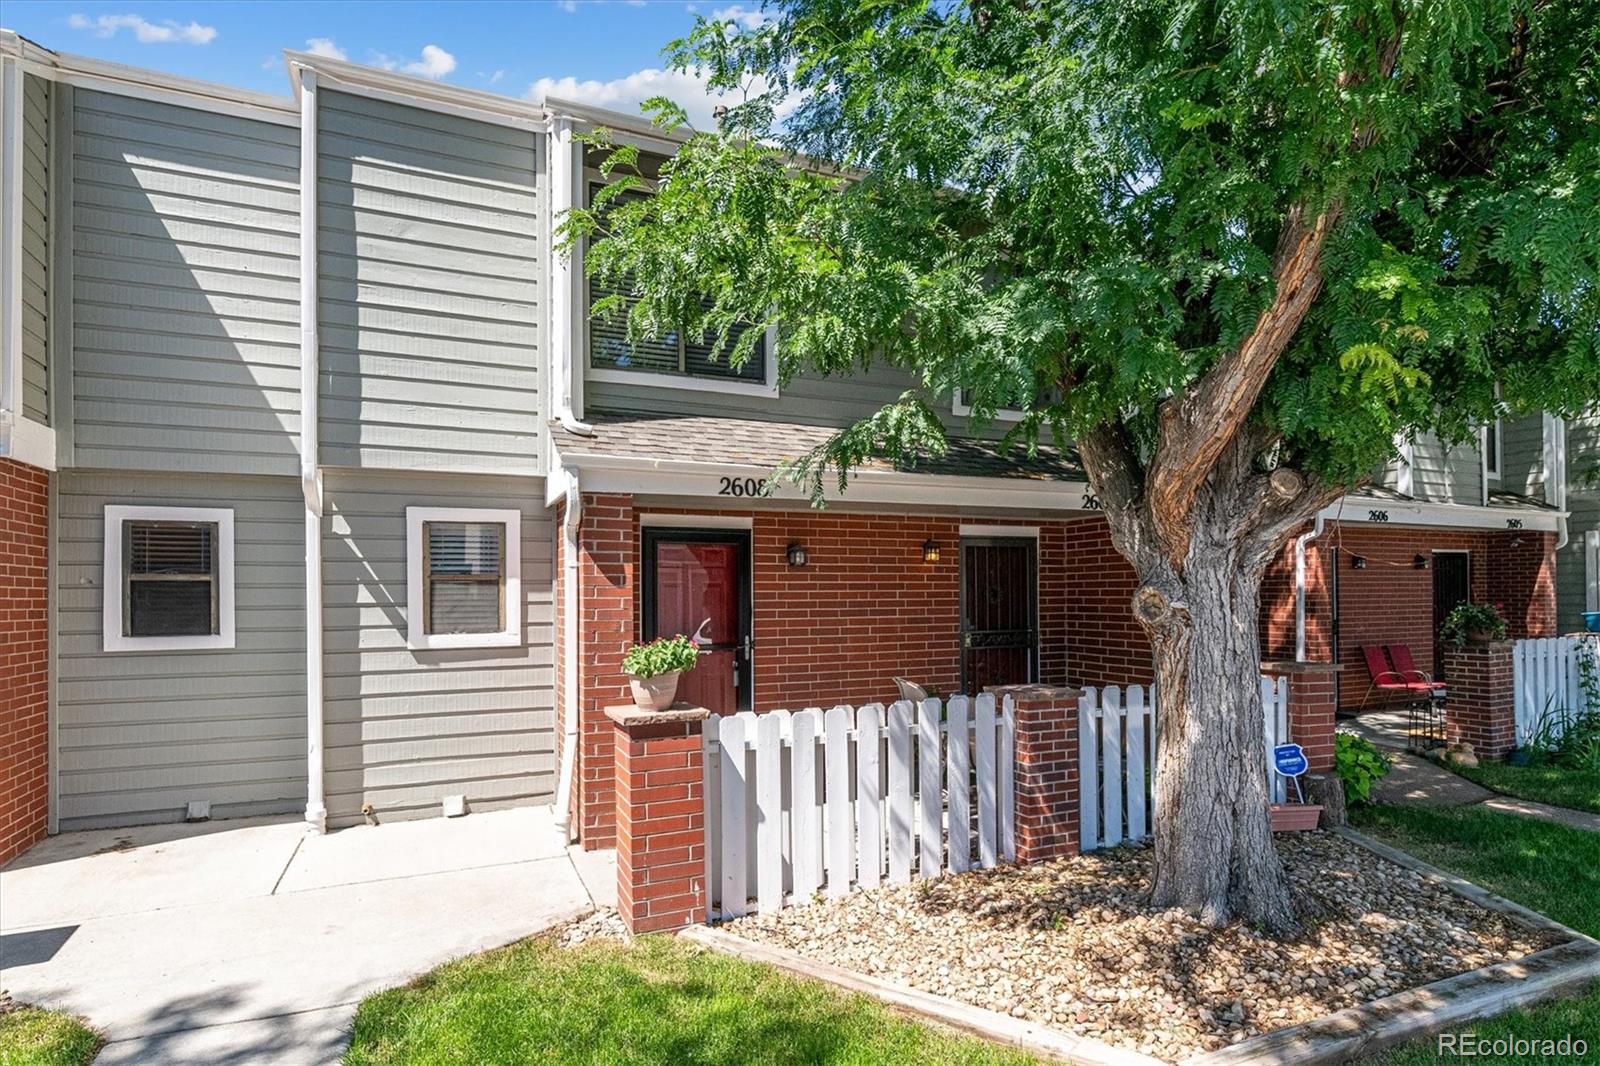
[305,37,347,61]
[556,0,578,10]
[711,4,770,28]
[67,13,216,44]
[529,66,797,131]
[367,44,457,80]
[404,44,457,79]
[486,69,507,85]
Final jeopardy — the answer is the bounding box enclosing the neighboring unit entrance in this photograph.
[959,537,1038,695]
[642,528,752,713]
[1433,550,1471,678]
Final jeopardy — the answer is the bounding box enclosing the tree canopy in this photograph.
[565,0,1600,506]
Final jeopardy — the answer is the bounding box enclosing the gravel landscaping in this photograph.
[724,832,1562,1061]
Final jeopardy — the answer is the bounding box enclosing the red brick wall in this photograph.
[612,709,708,933]
[577,493,636,848]
[1483,531,1557,640]
[1442,642,1517,758]
[1,459,49,865]
[1061,517,1152,686]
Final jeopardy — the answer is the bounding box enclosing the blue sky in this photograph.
[2,1,772,124]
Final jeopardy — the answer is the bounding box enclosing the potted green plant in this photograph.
[622,635,700,711]
[1438,601,1509,649]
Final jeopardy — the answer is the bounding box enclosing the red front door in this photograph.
[644,530,750,713]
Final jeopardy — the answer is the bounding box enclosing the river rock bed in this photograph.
[722,832,1558,1060]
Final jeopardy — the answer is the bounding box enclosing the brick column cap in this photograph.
[1260,660,1345,675]
[983,683,1084,701]
[605,703,712,728]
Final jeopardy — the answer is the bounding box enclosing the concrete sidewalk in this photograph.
[0,806,614,1065]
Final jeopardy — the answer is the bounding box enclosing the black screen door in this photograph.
[960,538,1038,695]
[1433,551,1471,678]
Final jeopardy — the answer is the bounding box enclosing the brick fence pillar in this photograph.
[1442,641,1517,758]
[1261,661,1341,774]
[987,684,1081,864]
[608,704,709,934]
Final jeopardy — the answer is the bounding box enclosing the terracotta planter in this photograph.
[1270,803,1323,832]
[1466,629,1501,643]
[628,671,681,712]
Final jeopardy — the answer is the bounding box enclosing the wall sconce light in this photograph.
[786,542,809,568]
[1509,536,1524,548]
[922,539,941,564]
[1414,554,1429,570]
[1351,555,1368,570]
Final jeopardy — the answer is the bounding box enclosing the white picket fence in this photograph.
[703,694,1015,920]
[1514,636,1599,746]
[1078,675,1289,852]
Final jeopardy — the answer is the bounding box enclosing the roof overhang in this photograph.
[284,50,549,131]
[556,448,1096,514]
[1320,496,1565,533]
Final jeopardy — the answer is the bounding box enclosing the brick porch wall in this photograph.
[1061,517,1153,686]
[1,458,50,865]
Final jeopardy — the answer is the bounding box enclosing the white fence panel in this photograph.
[704,694,1015,920]
[1514,636,1598,746]
[1080,675,1286,852]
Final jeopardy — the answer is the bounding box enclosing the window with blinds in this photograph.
[123,521,220,638]
[422,521,505,635]
[587,182,768,384]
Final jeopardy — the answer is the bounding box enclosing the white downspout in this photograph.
[553,477,583,836]
[298,65,327,833]
[550,114,592,437]
[1546,414,1569,550]
[1294,512,1328,662]
[0,56,21,453]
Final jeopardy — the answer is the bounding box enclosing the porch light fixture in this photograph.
[786,542,809,568]
[1351,555,1368,570]
[1414,554,1429,570]
[922,539,941,564]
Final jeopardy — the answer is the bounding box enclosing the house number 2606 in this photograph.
[718,476,765,497]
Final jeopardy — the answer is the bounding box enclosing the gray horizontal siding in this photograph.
[317,91,543,474]
[21,74,49,425]
[1411,431,1483,505]
[321,470,555,827]
[70,90,301,475]
[54,472,307,829]
[1559,410,1599,630]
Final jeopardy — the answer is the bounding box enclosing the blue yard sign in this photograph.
[1273,743,1309,779]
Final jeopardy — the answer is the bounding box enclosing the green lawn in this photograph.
[1450,759,1600,814]
[345,932,1041,1066]
[1352,804,1600,1065]
[0,1007,101,1066]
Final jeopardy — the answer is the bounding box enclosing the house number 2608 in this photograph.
[718,476,765,497]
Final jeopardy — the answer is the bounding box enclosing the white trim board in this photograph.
[1321,496,1564,533]
[102,504,236,652]
[639,513,754,530]
[959,524,1040,538]
[405,506,523,651]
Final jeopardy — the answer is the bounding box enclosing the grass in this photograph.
[344,932,1042,1066]
[1449,758,1600,814]
[1351,803,1600,1064]
[0,1007,102,1066]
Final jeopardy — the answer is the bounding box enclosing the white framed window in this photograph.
[1482,419,1502,480]
[406,507,522,650]
[952,389,1025,422]
[102,505,235,652]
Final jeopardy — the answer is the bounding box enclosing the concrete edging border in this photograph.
[682,828,1600,1066]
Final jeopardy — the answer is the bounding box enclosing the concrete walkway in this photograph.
[1342,713,1600,832]
[0,806,615,1065]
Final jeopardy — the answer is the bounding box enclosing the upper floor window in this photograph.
[585,182,776,396]
[103,505,235,652]
[1483,418,1502,480]
[406,507,522,650]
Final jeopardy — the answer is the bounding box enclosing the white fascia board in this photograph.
[0,415,57,470]
[1321,495,1564,533]
[562,451,1095,513]
[285,51,548,131]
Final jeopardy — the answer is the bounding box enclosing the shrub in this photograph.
[622,635,699,678]
[1335,731,1393,804]
[1438,602,1508,649]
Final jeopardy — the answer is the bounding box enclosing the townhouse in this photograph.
[0,32,1577,863]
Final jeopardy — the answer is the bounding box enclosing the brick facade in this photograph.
[609,705,709,934]
[1,458,50,865]
[1441,641,1517,758]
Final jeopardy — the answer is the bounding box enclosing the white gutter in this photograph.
[553,475,583,837]
[297,64,327,834]
[1293,513,1328,662]
[549,115,592,437]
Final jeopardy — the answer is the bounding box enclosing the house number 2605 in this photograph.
[718,476,765,497]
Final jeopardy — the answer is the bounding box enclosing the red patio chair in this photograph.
[1386,644,1445,698]
[1360,645,1436,709]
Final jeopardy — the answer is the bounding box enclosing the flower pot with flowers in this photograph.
[622,635,701,711]
[1439,602,1509,649]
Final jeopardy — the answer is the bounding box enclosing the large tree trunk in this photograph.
[1141,550,1295,932]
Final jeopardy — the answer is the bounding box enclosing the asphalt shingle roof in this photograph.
[553,410,1087,482]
